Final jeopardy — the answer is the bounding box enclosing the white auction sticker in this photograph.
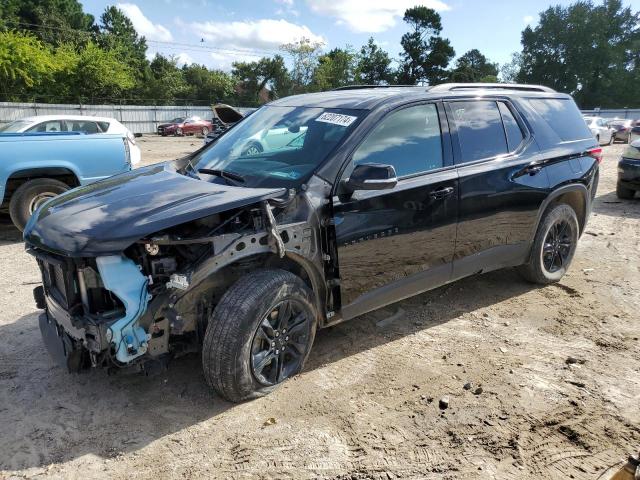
[315,112,357,127]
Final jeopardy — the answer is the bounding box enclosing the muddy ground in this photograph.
[0,138,638,479]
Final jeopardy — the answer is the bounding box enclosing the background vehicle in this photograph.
[617,139,640,199]
[0,132,133,230]
[0,115,140,165]
[584,116,614,145]
[607,119,635,143]
[25,84,599,403]
[630,122,640,143]
[204,105,255,145]
[157,116,212,136]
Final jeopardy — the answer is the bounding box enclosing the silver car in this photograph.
[584,116,614,146]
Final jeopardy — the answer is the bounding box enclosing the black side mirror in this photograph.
[345,164,398,192]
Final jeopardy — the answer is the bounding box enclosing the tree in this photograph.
[312,47,357,91]
[98,6,147,68]
[181,64,235,104]
[0,30,62,100]
[355,38,392,85]
[281,37,323,93]
[146,54,189,104]
[500,52,523,84]
[396,6,455,85]
[0,0,95,45]
[449,49,499,83]
[233,55,291,105]
[518,0,640,108]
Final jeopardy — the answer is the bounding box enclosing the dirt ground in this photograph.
[0,138,638,480]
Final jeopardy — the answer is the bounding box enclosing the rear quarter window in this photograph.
[528,98,592,142]
[97,121,110,132]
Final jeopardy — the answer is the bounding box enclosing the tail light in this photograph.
[122,137,131,167]
[126,131,136,145]
[587,147,603,164]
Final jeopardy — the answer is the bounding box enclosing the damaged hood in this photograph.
[24,162,285,257]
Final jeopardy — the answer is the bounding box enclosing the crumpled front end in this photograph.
[30,250,152,371]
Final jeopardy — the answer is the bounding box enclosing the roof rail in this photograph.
[429,83,557,93]
[332,85,423,91]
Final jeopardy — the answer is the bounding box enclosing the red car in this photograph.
[157,116,212,136]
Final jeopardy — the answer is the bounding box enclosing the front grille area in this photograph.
[32,250,124,318]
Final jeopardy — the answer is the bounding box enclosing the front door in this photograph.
[332,102,458,321]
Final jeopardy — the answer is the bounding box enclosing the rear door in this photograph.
[445,98,549,279]
[332,102,458,319]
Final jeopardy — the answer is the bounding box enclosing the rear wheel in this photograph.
[517,204,579,284]
[9,178,69,231]
[202,269,318,402]
[242,142,263,156]
[616,183,636,200]
[176,127,183,136]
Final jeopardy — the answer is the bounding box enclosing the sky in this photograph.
[80,0,640,71]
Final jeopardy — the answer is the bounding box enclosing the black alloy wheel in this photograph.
[542,220,574,274]
[251,299,312,386]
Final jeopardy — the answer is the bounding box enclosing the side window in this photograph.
[352,104,443,177]
[498,102,525,151]
[450,100,508,163]
[97,121,110,132]
[68,121,99,134]
[27,120,67,133]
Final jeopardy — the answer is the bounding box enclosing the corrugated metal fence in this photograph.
[1,102,639,134]
[581,109,640,119]
[0,103,232,134]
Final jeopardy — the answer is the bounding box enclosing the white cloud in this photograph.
[209,51,261,71]
[175,52,194,66]
[188,18,325,51]
[523,15,535,25]
[276,0,295,5]
[116,3,174,41]
[306,0,450,33]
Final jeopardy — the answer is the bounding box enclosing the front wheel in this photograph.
[9,178,69,231]
[517,204,580,284]
[175,127,183,136]
[201,126,209,136]
[202,269,318,402]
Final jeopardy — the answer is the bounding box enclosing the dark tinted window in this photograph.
[451,101,508,162]
[97,121,110,132]
[498,102,524,151]
[353,104,443,177]
[528,99,592,142]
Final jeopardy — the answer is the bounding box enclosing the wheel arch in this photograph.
[3,167,80,206]
[530,183,590,248]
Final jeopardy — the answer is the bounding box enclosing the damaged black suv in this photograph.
[25,84,600,402]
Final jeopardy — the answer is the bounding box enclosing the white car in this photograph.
[0,115,141,165]
[583,116,614,146]
[242,126,308,155]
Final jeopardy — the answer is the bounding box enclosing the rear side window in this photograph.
[450,100,508,162]
[498,102,525,151]
[353,104,443,177]
[528,99,592,142]
[97,121,110,132]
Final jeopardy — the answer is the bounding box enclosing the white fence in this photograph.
[0,103,232,134]
[581,108,640,120]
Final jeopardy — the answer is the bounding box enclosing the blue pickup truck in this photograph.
[0,132,133,230]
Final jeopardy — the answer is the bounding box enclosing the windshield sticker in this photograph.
[315,112,357,127]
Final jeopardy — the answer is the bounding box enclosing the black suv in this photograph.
[24,83,600,402]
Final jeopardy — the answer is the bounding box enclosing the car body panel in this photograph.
[618,141,640,191]
[0,133,131,207]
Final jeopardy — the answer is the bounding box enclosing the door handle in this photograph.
[513,162,544,179]
[429,186,454,200]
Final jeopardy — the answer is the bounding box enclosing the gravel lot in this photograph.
[0,138,638,479]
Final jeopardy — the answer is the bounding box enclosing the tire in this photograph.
[201,126,209,136]
[616,182,636,200]
[517,204,580,285]
[608,133,614,145]
[176,127,183,136]
[202,269,318,402]
[242,142,263,156]
[9,178,69,231]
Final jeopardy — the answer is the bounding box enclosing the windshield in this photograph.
[191,106,362,188]
[170,117,185,123]
[0,120,32,132]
